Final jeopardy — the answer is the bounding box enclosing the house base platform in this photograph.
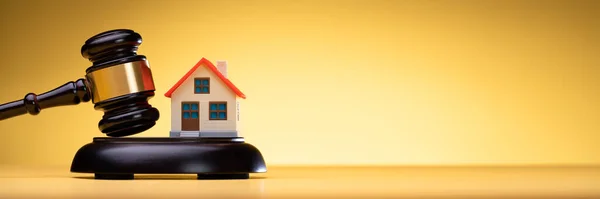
[70,137,267,180]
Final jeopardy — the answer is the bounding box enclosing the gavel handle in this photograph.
[0,78,91,121]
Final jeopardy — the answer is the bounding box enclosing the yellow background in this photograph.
[0,0,598,167]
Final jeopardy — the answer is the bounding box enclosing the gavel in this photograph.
[0,29,160,137]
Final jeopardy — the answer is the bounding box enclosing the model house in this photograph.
[164,57,246,138]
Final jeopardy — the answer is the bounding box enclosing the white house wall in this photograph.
[169,63,239,137]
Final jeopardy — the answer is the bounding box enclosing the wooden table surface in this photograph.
[0,165,598,199]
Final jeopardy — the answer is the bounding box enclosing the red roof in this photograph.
[164,57,246,99]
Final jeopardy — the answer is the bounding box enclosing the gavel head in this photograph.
[80,29,160,137]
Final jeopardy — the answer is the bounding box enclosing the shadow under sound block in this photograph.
[70,137,267,180]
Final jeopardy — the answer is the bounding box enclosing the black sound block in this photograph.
[70,137,267,180]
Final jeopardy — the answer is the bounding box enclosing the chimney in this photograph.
[216,60,227,77]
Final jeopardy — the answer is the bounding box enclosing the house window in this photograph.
[182,102,199,119]
[194,78,209,94]
[209,102,227,120]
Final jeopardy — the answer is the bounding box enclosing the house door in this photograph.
[181,102,199,131]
